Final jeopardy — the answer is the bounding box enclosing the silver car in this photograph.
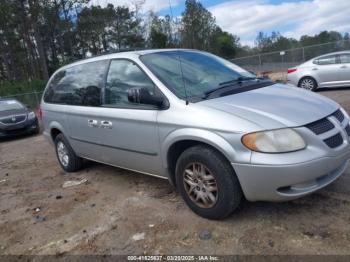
[41,49,350,219]
[287,51,350,91]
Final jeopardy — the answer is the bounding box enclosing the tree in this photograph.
[148,13,175,48]
[181,0,216,50]
[209,27,239,58]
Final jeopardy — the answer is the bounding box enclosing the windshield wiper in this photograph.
[203,76,258,99]
[218,76,257,86]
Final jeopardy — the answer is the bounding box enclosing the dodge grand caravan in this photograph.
[41,49,350,219]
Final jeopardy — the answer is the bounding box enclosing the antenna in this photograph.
[169,0,188,104]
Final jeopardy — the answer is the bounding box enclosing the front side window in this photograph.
[314,55,337,65]
[339,54,350,63]
[44,60,109,106]
[104,59,156,107]
[140,51,256,99]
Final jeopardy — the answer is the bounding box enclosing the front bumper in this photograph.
[0,119,39,138]
[233,148,350,202]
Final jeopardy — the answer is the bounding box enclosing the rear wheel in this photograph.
[175,145,242,220]
[299,77,317,91]
[54,133,83,172]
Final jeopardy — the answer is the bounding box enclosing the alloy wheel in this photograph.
[183,162,218,208]
[57,141,69,167]
[300,78,315,90]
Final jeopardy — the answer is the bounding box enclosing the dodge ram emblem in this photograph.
[12,116,16,122]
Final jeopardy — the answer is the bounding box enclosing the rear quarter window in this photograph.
[44,60,109,106]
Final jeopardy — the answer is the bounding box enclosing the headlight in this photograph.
[28,111,36,120]
[242,128,306,153]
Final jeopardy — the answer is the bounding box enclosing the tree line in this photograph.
[0,0,349,83]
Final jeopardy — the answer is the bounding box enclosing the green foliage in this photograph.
[0,0,349,93]
[148,14,175,48]
[0,80,46,108]
[180,0,240,58]
[0,80,46,96]
[209,27,240,58]
[181,0,217,50]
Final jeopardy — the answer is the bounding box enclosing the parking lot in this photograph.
[1,88,350,256]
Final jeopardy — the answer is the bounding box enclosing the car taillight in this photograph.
[38,105,43,120]
[287,68,297,74]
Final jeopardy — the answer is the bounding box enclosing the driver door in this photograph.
[91,59,164,176]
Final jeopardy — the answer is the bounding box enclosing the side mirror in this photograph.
[128,88,166,108]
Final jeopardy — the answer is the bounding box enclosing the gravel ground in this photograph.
[1,88,350,256]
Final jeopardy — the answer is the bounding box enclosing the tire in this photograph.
[298,77,317,91]
[33,123,40,135]
[175,145,242,220]
[54,133,83,172]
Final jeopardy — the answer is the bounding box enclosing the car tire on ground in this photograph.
[175,145,242,220]
[33,124,40,135]
[54,133,83,172]
[298,77,317,91]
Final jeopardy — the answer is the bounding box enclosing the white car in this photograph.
[287,51,350,91]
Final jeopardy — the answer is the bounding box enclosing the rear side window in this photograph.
[313,55,337,65]
[44,60,109,106]
[339,54,350,63]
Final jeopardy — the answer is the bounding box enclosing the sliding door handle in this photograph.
[88,119,98,127]
[101,120,113,129]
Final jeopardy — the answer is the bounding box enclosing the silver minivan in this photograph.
[41,49,350,219]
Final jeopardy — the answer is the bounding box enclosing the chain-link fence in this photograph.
[1,91,43,110]
[231,40,350,78]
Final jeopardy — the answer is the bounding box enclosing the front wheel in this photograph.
[299,77,317,91]
[175,145,242,220]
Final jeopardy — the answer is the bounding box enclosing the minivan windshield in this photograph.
[0,100,23,111]
[140,51,257,100]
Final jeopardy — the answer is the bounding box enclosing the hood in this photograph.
[200,83,339,130]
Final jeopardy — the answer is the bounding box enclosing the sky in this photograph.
[89,0,350,46]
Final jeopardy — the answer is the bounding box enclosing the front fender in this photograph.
[161,128,240,168]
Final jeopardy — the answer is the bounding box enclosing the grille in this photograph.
[323,133,343,148]
[332,109,345,123]
[0,115,26,124]
[345,125,350,137]
[306,118,334,135]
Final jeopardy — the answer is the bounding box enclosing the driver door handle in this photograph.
[312,68,318,71]
[340,65,347,69]
[100,120,113,129]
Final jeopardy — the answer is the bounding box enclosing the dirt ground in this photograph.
[1,88,350,256]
